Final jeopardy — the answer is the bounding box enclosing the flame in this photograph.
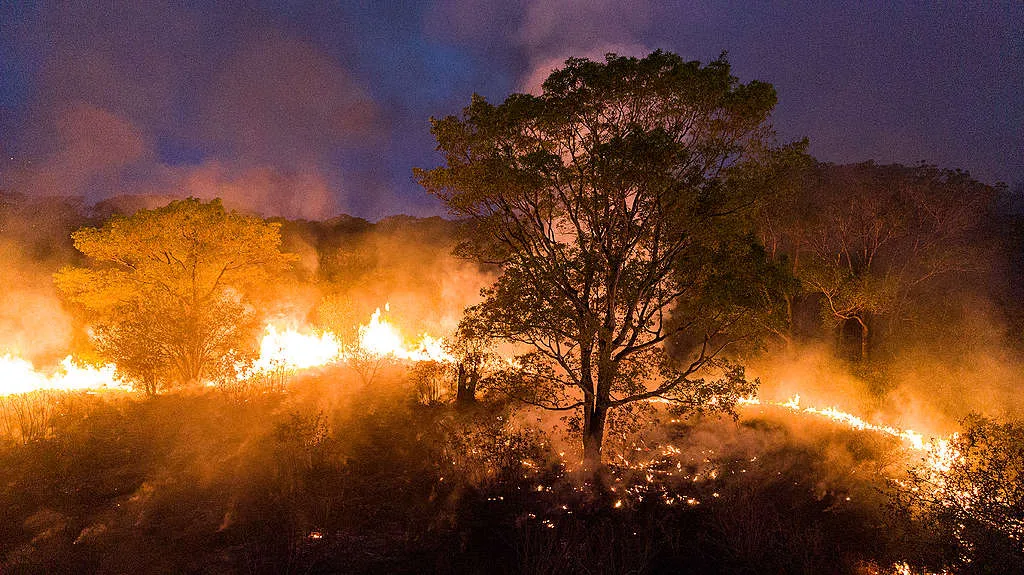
[357,305,455,363]
[738,394,957,475]
[246,325,344,374]
[0,353,126,396]
[0,302,453,394]
[358,306,406,357]
[240,303,455,380]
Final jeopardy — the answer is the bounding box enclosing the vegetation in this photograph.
[54,198,295,392]
[0,48,1019,573]
[761,163,995,361]
[895,416,1024,574]
[0,375,956,574]
[417,52,789,465]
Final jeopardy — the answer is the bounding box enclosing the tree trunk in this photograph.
[582,402,607,469]
[455,363,477,405]
[857,316,869,361]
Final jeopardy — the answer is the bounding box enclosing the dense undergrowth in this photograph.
[0,371,1014,574]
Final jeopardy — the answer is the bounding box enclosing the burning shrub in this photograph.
[0,390,62,443]
[894,415,1024,573]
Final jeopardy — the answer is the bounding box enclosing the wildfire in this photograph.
[357,306,406,357]
[357,305,454,363]
[0,303,452,396]
[0,354,127,396]
[0,303,966,501]
[247,325,344,373]
[240,303,455,380]
[738,394,957,474]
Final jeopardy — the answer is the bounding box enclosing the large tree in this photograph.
[789,163,993,360]
[417,52,787,465]
[56,198,295,391]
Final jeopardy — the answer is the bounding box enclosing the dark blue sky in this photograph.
[0,1,1020,219]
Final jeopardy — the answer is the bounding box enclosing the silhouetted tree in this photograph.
[417,52,786,465]
[449,310,500,405]
[795,163,993,360]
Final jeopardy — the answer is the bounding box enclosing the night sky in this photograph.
[0,1,1020,220]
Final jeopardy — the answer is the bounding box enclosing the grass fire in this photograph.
[1,6,1022,574]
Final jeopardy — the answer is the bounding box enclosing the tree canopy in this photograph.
[55,198,296,391]
[757,162,996,360]
[417,51,790,464]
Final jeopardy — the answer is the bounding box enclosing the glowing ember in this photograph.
[0,353,126,395]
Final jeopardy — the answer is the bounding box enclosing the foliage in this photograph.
[55,198,296,390]
[417,51,784,463]
[894,415,1024,573]
[776,163,995,360]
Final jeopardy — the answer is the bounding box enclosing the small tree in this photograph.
[417,52,784,465]
[449,309,500,405]
[56,198,295,391]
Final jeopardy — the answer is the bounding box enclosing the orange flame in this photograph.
[358,305,453,362]
[738,394,957,475]
[0,353,128,396]
[240,303,454,380]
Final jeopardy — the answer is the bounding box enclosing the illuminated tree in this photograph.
[417,52,787,465]
[55,198,295,391]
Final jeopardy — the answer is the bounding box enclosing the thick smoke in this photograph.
[4,1,379,219]
[0,195,88,363]
[0,241,75,362]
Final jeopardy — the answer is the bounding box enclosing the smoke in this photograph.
[0,195,88,363]
[4,1,380,219]
[304,216,496,337]
[155,162,340,222]
[0,242,75,362]
[514,0,652,92]
[424,0,652,94]
[744,307,1024,441]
